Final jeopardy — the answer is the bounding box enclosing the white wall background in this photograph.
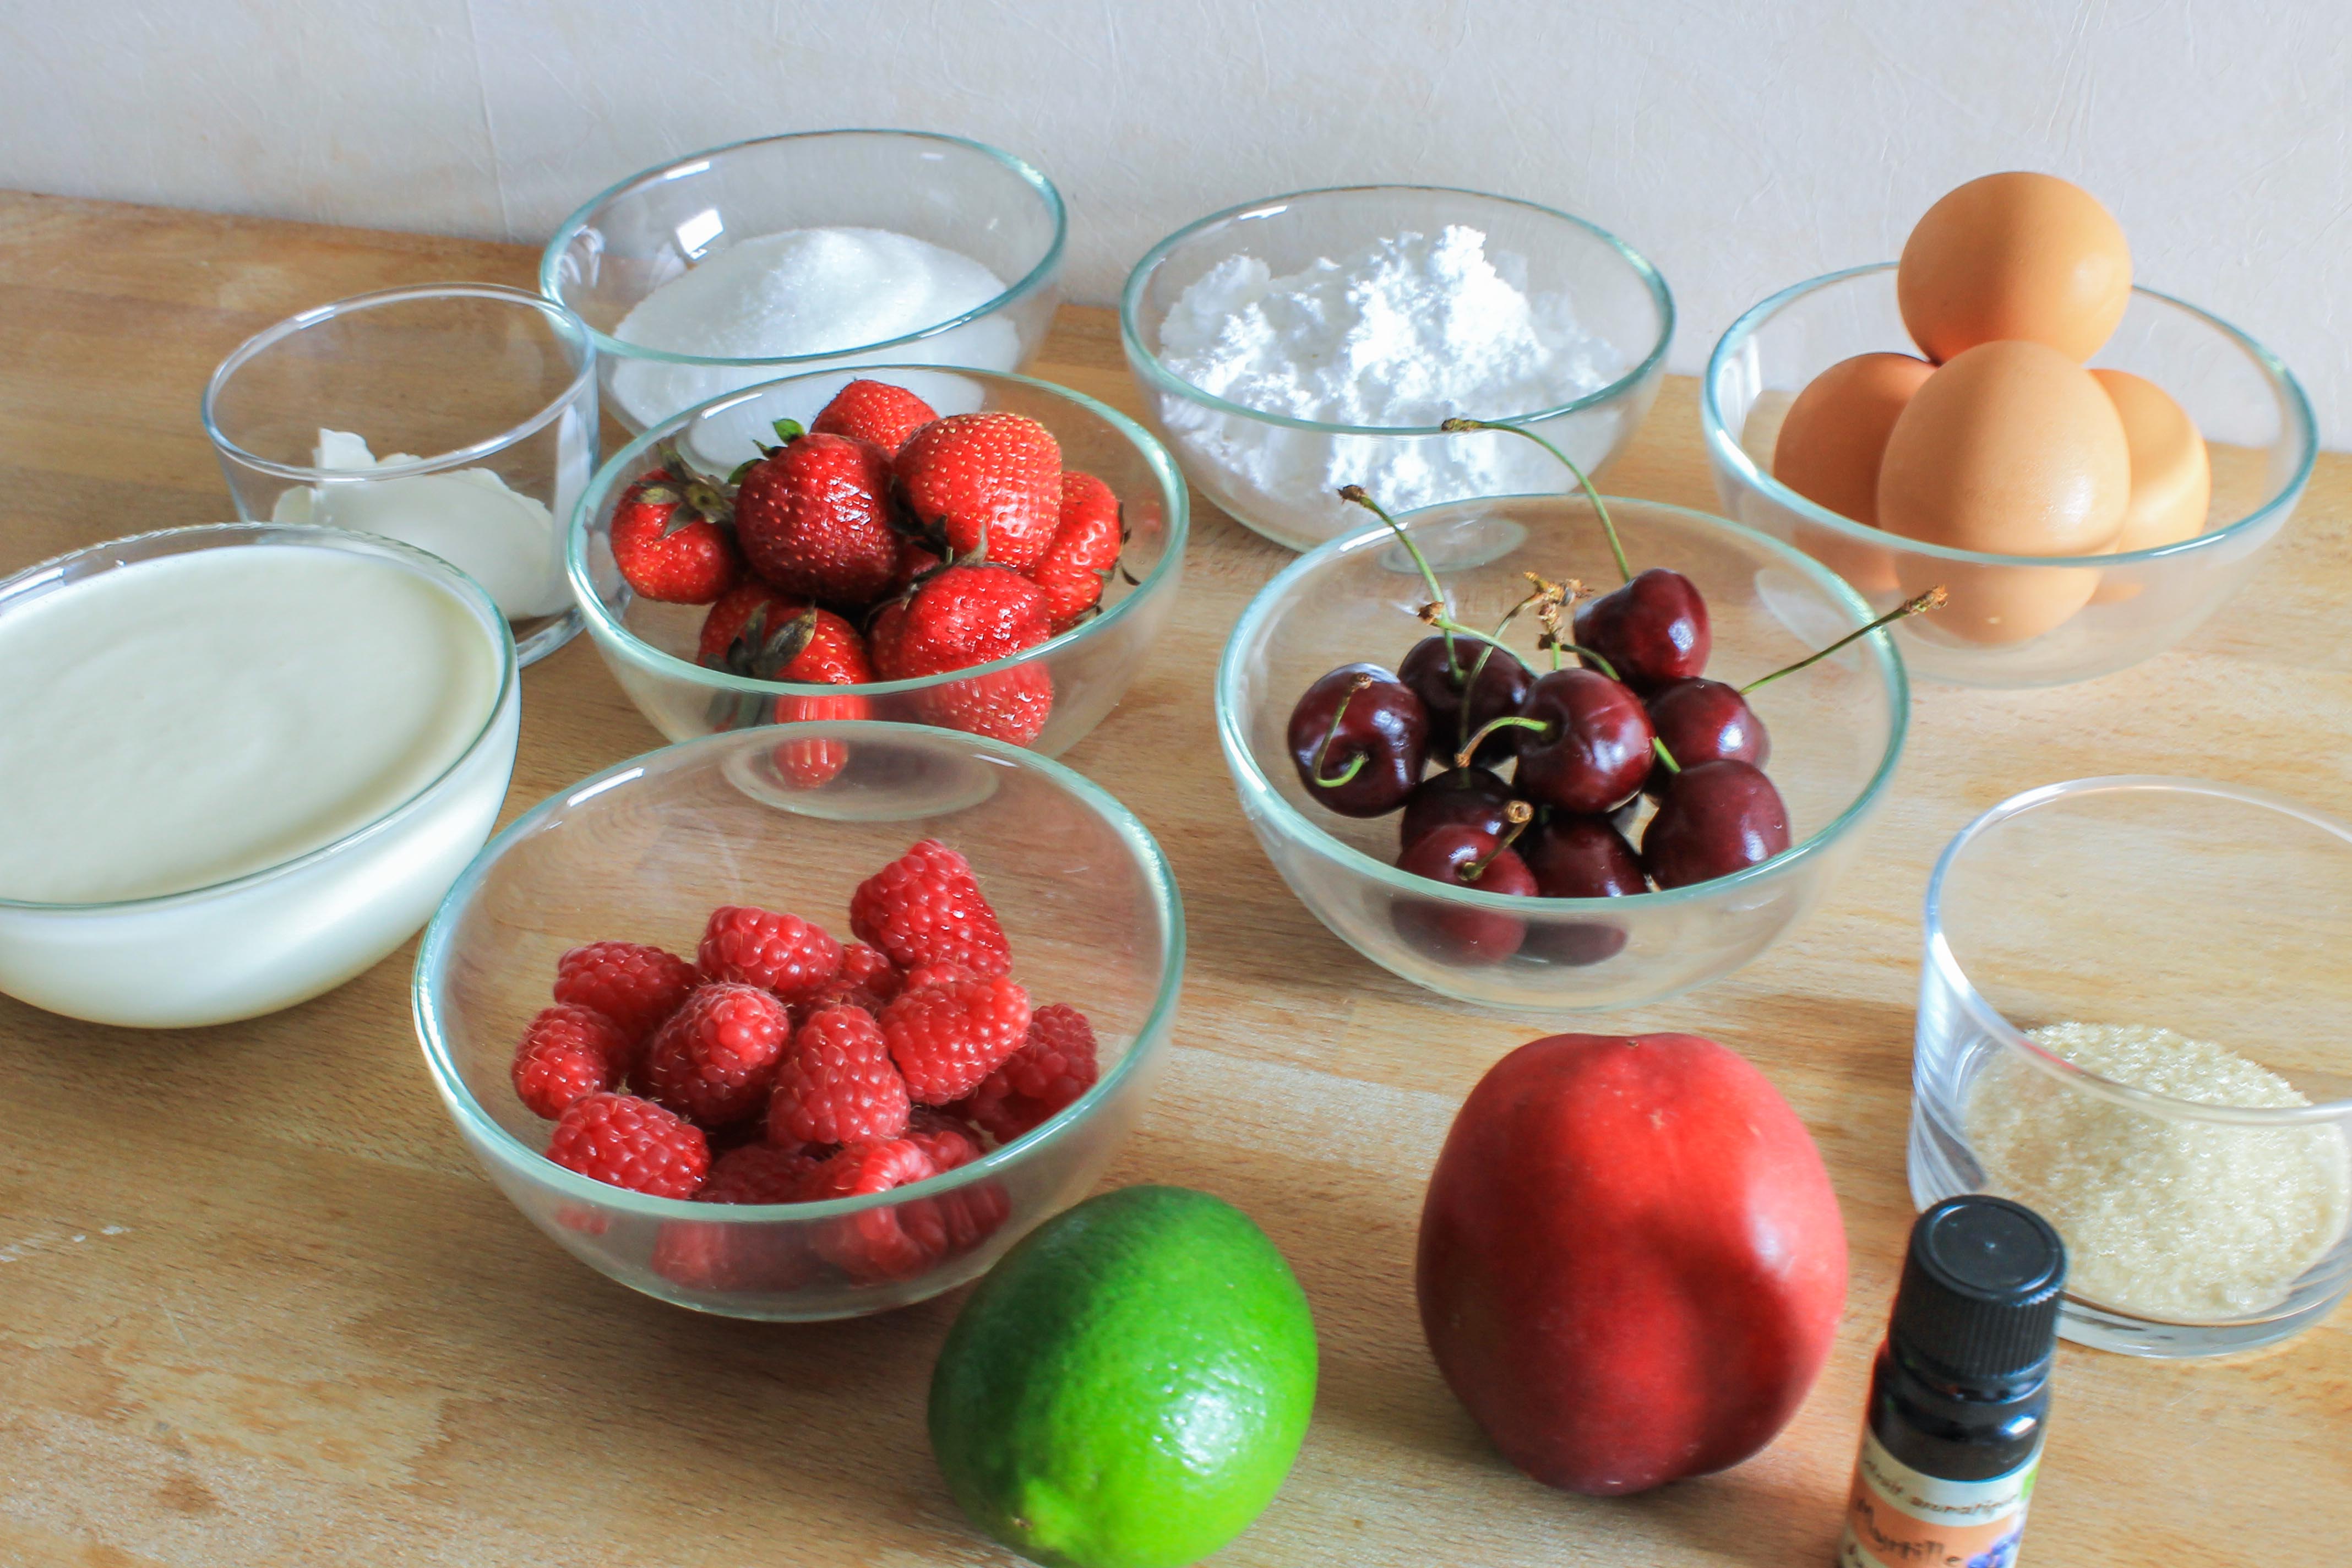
[7,1,2348,444]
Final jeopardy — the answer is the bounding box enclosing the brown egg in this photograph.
[2088,370,2211,604]
[1773,352,1935,594]
[1878,340,2131,644]
[1898,173,2132,362]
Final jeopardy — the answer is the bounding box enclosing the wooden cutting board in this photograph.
[1,189,2345,1567]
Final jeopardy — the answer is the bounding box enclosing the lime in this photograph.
[928,1185,1317,1568]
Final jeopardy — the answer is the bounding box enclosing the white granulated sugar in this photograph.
[1154,226,1623,519]
[1966,1022,2351,1319]
[609,227,1011,430]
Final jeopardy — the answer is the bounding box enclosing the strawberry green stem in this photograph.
[1738,586,1949,695]
[1441,418,1629,584]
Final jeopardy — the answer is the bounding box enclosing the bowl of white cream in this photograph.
[0,524,520,1028]
[540,129,1065,458]
[1121,186,1674,552]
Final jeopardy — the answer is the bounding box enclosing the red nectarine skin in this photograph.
[1415,1033,1847,1496]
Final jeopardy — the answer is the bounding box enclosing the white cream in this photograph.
[270,429,571,619]
[0,536,519,1027]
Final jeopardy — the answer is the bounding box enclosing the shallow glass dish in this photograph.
[203,283,596,665]
[541,129,1064,442]
[1122,185,1672,552]
[412,723,1183,1321]
[568,366,1186,755]
[1216,496,1907,1014]
[0,524,519,1028]
[1703,264,2315,688]
[1912,777,2352,1357]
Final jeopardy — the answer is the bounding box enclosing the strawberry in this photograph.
[698,592,874,788]
[878,973,1031,1105]
[640,982,793,1127]
[870,565,1052,680]
[511,1004,628,1119]
[888,537,943,596]
[551,941,700,1055]
[698,905,845,1004]
[733,430,899,605]
[1030,470,1124,628]
[609,460,742,605]
[696,582,808,669]
[769,1005,912,1146]
[546,1092,709,1199]
[894,412,1061,570]
[849,840,1013,977]
[917,663,1054,747]
[810,379,938,454]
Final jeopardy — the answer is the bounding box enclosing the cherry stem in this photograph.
[1462,800,1537,883]
[1652,737,1682,775]
[1739,586,1950,696]
[1341,484,1456,671]
[1455,715,1551,770]
[1531,629,1624,684]
[1453,579,1561,752]
[1441,417,1630,585]
[1310,674,1374,788]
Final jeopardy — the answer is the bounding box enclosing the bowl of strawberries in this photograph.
[411,721,1183,1319]
[565,367,1188,757]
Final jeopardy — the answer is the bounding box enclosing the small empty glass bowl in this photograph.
[541,129,1064,440]
[412,722,1183,1321]
[1703,265,2315,688]
[203,284,597,665]
[1216,496,1907,1013]
[568,366,1186,755]
[1122,186,1672,552]
[1912,777,2352,1357]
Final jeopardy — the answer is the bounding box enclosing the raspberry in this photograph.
[802,1139,945,1283]
[956,1002,1101,1144]
[901,960,978,993]
[651,1218,819,1294]
[552,941,700,1052]
[641,982,793,1127]
[511,1004,628,1119]
[802,943,904,1017]
[849,839,1012,977]
[769,1005,912,1147]
[879,973,1031,1105]
[698,905,845,1004]
[698,1141,825,1205]
[903,1107,986,1172]
[902,1110,1011,1255]
[546,1093,709,1199]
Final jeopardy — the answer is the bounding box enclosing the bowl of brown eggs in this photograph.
[1703,173,2316,688]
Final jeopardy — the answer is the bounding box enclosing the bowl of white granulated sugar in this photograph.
[1911,776,2352,1358]
[1120,186,1672,552]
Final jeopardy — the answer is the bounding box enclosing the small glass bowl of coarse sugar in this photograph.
[1120,187,1673,553]
[1911,776,2352,1358]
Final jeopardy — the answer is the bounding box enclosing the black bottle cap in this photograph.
[1891,1196,2067,1385]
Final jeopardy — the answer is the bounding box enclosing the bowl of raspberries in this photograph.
[565,367,1188,758]
[412,722,1183,1319]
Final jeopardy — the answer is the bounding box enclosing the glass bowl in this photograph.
[1216,495,1908,1013]
[1911,777,2352,1357]
[567,366,1186,755]
[0,523,519,1028]
[203,283,596,666]
[1703,264,2315,688]
[411,722,1184,1321]
[1121,185,1672,552]
[541,129,1064,443]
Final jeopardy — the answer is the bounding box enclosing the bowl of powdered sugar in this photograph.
[1911,776,2352,1357]
[1121,186,1672,552]
[542,130,1064,455]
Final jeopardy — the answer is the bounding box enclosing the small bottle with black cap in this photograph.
[1837,1194,2067,1568]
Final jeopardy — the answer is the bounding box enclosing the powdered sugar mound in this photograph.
[1154,227,1624,530]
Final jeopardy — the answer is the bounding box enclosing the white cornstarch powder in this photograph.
[1966,1023,2351,1319]
[1154,226,1623,521]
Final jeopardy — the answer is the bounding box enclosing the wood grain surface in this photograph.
[2,190,2346,1567]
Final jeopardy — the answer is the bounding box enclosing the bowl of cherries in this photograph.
[1216,438,1917,1014]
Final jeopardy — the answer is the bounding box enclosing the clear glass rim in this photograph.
[1924,774,2352,1123]
[0,522,520,912]
[1118,183,1676,434]
[1701,263,2320,568]
[537,128,1068,368]
[200,283,598,482]
[409,721,1187,1222]
[564,364,1191,699]
[1213,494,1913,913]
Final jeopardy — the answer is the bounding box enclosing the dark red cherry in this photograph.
[1393,823,1538,965]
[1287,663,1429,818]
[1511,668,1656,816]
[1398,635,1535,766]
[1519,813,1646,966]
[1399,766,1517,849]
[1644,678,1769,799]
[1574,568,1711,693]
[1641,759,1792,889]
